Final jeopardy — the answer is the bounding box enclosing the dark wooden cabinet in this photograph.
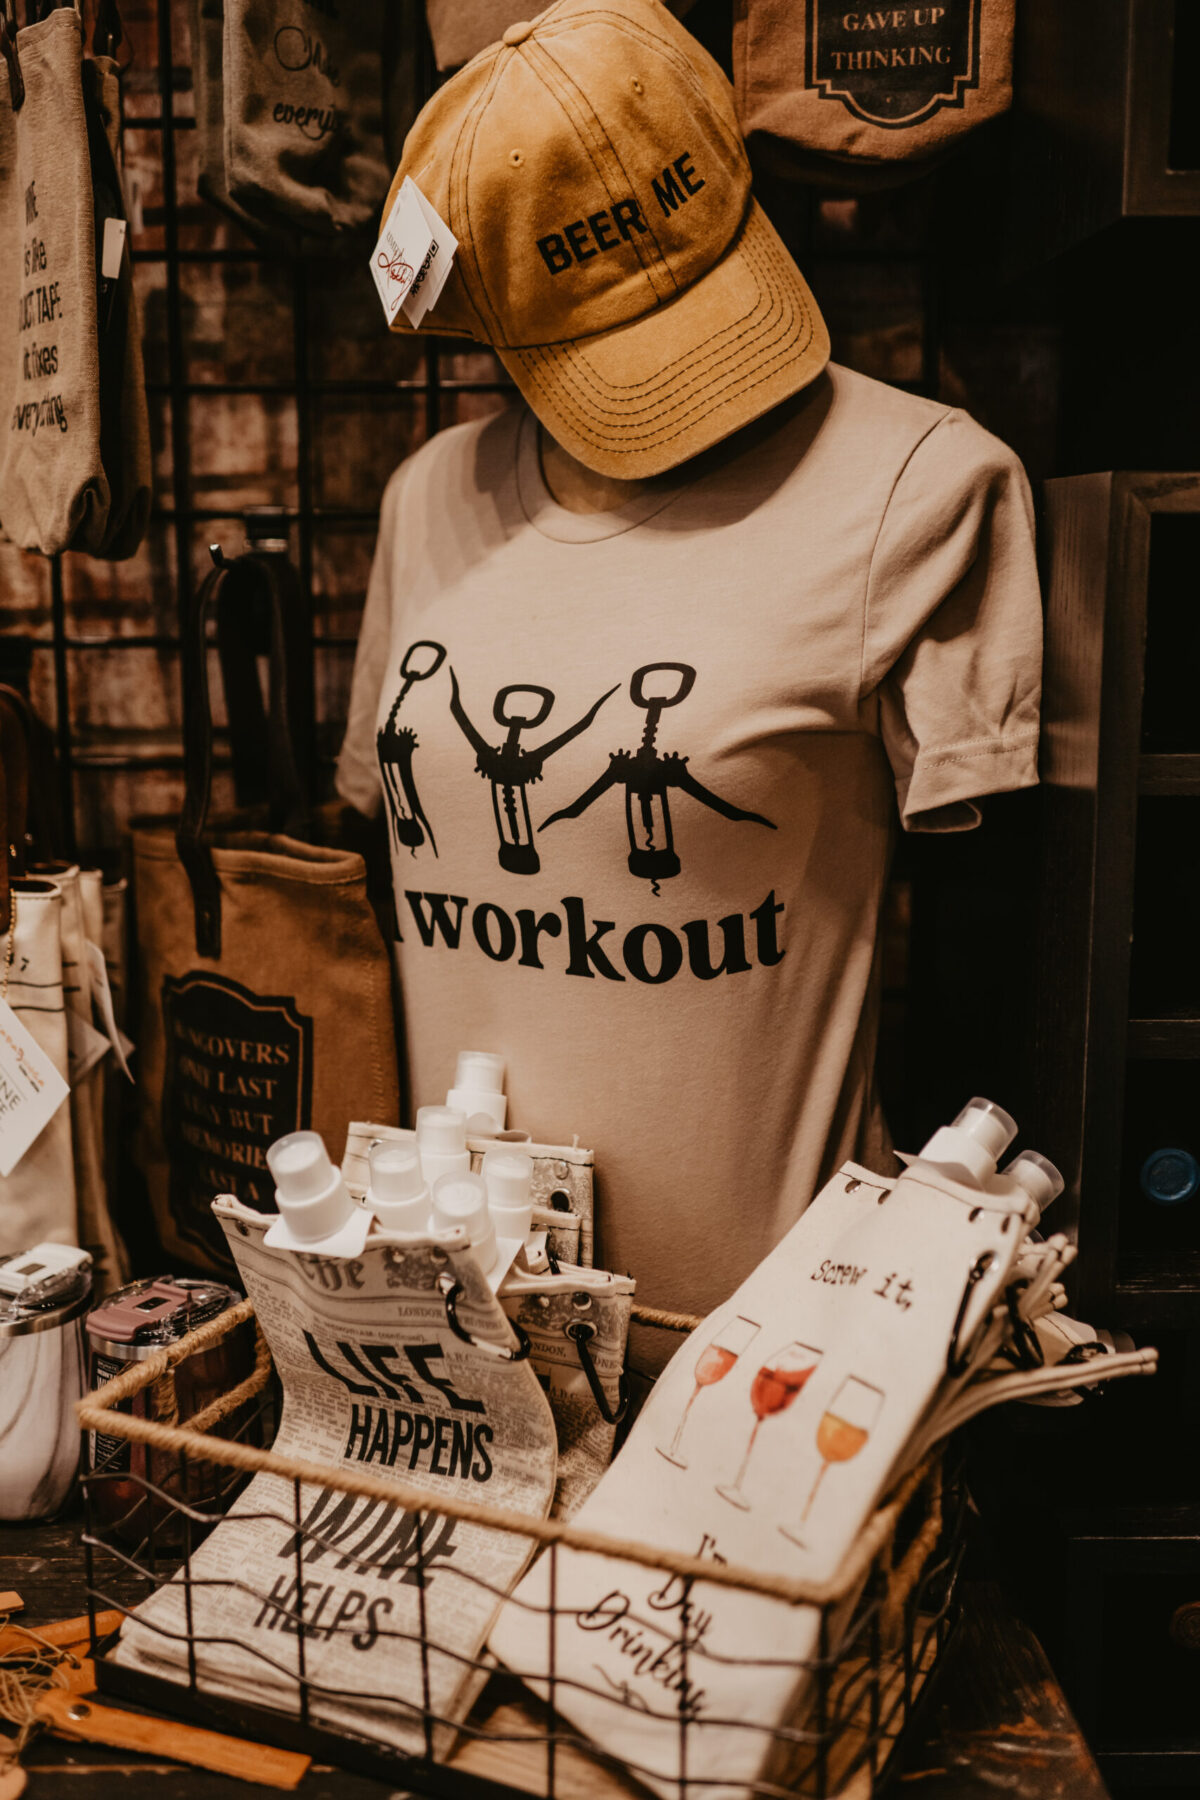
[1037,472,1200,1329]
[1008,0,1200,270]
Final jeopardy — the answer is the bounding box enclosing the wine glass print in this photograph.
[715,1338,823,1512]
[657,1316,759,1469]
[780,1374,884,1548]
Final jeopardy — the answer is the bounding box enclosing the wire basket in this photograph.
[76,1300,965,1800]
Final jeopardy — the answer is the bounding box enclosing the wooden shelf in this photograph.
[1128,1017,1200,1058]
[1139,754,1200,795]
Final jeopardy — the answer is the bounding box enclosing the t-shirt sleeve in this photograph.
[335,467,405,817]
[862,409,1042,834]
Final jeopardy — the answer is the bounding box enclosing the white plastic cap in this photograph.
[483,1150,533,1208]
[416,1106,468,1155]
[431,1172,498,1272]
[453,1051,506,1093]
[264,1131,368,1256]
[447,1051,507,1133]
[1003,1149,1065,1215]
[483,1150,534,1239]
[366,1141,431,1231]
[267,1130,337,1202]
[919,1097,1019,1184]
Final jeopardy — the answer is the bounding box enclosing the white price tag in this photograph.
[67,1008,111,1085]
[404,184,458,327]
[370,178,434,326]
[86,940,133,1081]
[369,178,456,329]
[0,997,71,1178]
[101,216,127,281]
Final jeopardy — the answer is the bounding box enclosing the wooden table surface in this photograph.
[2,1515,1109,1800]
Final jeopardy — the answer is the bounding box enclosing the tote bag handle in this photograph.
[176,550,313,959]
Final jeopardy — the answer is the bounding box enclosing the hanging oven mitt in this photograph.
[733,0,1013,186]
[222,0,400,238]
[500,1260,635,1518]
[343,1119,595,1269]
[114,1193,558,1759]
[0,5,110,554]
[72,46,152,560]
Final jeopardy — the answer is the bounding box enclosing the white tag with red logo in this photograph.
[369,178,455,329]
[404,184,457,327]
[0,997,71,1177]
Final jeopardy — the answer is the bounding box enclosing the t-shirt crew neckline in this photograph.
[515,408,690,544]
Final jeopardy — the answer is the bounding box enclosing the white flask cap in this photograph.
[919,1097,1018,1184]
[264,1131,369,1257]
[431,1172,498,1273]
[483,1150,534,1239]
[1003,1149,1065,1216]
[417,1105,468,1154]
[447,1051,507,1133]
[367,1141,431,1232]
[453,1051,506,1093]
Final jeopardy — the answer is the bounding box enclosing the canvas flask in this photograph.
[133,551,400,1275]
[733,0,1013,180]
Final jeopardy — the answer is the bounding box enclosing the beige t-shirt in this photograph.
[338,363,1041,1318]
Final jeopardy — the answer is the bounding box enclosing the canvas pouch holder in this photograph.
[342,1119,595,1269]
[733,0,1013,180]
[132,552,399,1275]
[500,1261,635,1518]
[115,1195,558,1757]
[0,6,110,553]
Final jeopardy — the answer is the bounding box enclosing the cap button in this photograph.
[502,19,534,45]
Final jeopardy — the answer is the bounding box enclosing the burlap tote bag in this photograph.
[133,551,400,1275]
[0,4,110,553]
[733,0,1013,183]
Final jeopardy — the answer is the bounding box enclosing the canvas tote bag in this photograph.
[733,0,1013,183]
[133,552,400,1274]
[1,694,74,1255]
[0,4,110,553]
[72,47,152,560]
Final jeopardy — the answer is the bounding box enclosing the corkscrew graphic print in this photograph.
[540,663,777,892]
[377,640,447,858]
[449,671,618,875]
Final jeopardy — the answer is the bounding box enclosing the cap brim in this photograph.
[498,199,830,480]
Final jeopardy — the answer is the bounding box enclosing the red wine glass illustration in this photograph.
[657,1316,759,1470]
[715,1339,823,1511]
[780,1375,884,1547]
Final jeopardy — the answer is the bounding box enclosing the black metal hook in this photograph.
[946,1251,996,1378]
[566,1318,630,1425]
[437,1271,531,1362]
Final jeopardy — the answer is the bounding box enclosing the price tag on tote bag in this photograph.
[0,997,71,1177]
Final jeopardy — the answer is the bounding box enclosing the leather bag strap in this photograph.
[176,550,312,958]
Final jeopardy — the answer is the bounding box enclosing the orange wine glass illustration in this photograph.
[657,1316,759,1469]
[715,1339,823,1511]
[780,1375,884,1547]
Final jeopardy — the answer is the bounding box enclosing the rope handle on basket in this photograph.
[437,1271,532,1363]
[879,1458,945,1647]
[77,1300,943,1609]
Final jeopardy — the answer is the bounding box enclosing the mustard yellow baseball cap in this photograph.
[383,0,830,477]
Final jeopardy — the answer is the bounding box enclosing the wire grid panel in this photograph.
[78,1305,964,1800]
